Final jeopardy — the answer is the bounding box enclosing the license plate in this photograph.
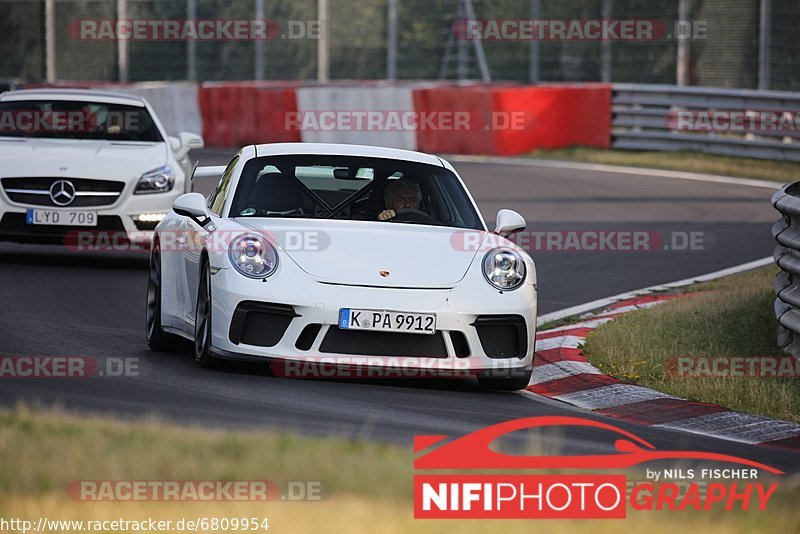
[338,308,436,335]
[26,209,98,227]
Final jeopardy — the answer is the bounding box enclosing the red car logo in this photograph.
[414,416,782,474]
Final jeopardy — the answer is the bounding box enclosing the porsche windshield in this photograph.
[0,100,163,141]
[227,155,484,230]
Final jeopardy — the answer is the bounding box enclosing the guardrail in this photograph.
[612,83,800,162]
[771,182,800,355]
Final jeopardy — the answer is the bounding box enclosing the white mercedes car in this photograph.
[147,143,536,390]
[0,88,203,245]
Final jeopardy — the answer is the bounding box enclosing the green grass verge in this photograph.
[583,266,800,423]
[526,147,799,183]
[0,405,412,500]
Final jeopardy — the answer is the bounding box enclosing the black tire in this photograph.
[477,367,533,391]
[193,259,217,368]
[146,242,184,352]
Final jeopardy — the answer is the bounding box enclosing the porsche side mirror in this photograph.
[494,209,526,235]
[173,192,210,226]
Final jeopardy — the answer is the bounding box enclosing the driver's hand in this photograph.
[378,209,396,221]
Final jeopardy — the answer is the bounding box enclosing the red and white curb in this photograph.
[528,294,800,452]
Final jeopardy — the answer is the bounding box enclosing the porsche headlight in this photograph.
[228,233,278,279]
[134,165,175,194]
[482,247,526,290]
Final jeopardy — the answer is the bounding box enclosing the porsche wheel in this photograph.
[146,242,183,352]
[193,259,217,368]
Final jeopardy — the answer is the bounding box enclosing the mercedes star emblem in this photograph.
[49,180,77,206]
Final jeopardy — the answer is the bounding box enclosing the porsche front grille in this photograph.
[319,328,449,358]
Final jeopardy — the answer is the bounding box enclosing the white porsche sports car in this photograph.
[147,143,537,390]
[0,88,203,245]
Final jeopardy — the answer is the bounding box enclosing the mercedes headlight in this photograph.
[134,165,175,194]
[482,247,526,290]
[228,233,278,279]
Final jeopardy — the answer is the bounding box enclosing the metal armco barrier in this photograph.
[771,182,800,355]
[613,84,800,162]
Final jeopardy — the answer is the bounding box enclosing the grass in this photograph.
[525,147,799,183]
[0,405,413,500]
[1,405,799,532]
[583,266,800,423]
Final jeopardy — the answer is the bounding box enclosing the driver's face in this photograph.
[390,186,419,210]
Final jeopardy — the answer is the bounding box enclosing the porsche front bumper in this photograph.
[208,264,537,374]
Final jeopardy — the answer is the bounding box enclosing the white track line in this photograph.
[552,384,677,411]
[446,155,784,190]
[538,318,614,333]
[656,413,800,444]
[530,361,603,385]
[537,257,773,326]
[533,335,585,351]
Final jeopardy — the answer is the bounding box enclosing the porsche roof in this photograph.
[252,143,445,167]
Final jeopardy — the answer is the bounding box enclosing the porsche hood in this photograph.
[234,219,489,289]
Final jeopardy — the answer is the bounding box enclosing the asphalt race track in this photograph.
[1,151,795,472]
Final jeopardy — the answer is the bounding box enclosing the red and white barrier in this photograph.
[413,83,610,155]
[18,80,613,155]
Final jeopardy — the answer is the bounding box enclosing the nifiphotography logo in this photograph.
[413,416,782,519]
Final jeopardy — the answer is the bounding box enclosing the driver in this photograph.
[378,178,423,221]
